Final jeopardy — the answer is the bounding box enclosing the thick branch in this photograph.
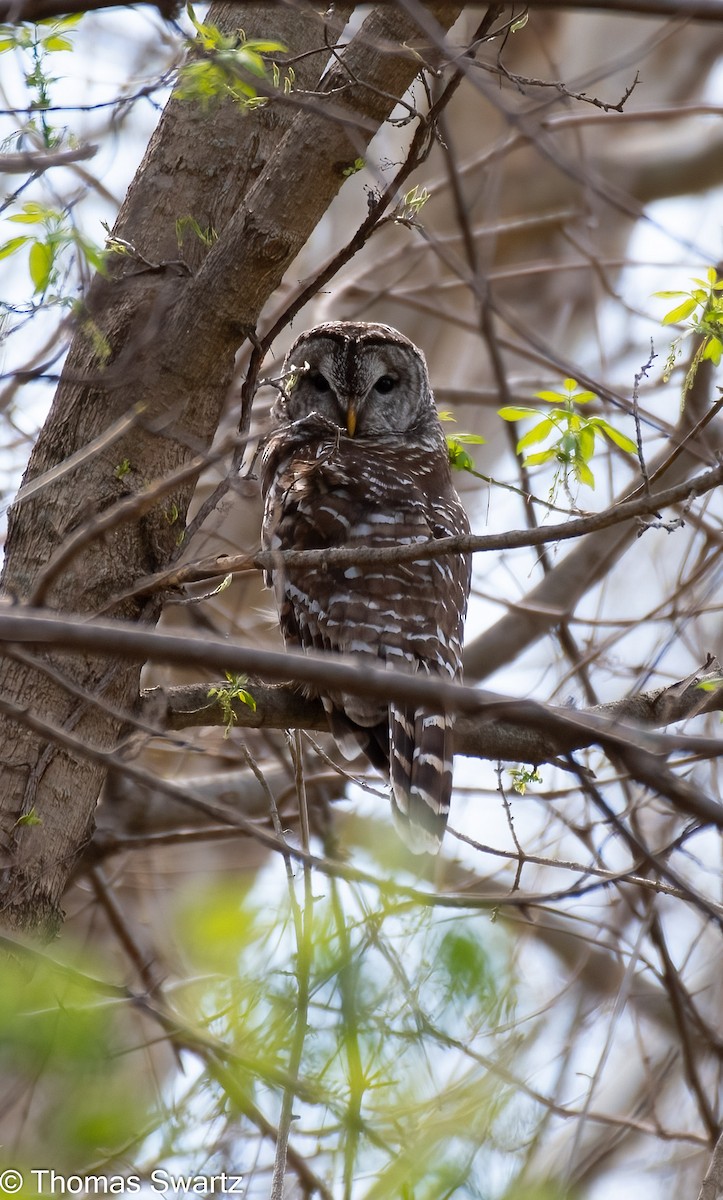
[120,459,723,601]
[0,609,720,832]
[148,660,723,763]
[4,1,723,22]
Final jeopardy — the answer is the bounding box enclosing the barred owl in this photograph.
[260,322,471,854]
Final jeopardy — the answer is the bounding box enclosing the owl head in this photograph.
[273,322,437,438]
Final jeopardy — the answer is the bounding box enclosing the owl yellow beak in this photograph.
[346,403,357,437]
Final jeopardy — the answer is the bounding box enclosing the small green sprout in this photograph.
[398,184,430,220]
[438,411,486,475]
[208,673,257,736]
[499,378,636,492]
[15,806,42,827]
[342,157,365,178]
[175,215,218,250]
[655,266,723,396]
[508,766,543,795]
[114,458,131,480]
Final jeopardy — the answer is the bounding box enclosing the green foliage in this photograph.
[436,928,497,1004]
[342,157,365,178]
[0,202,106,301]
[508,766,543,795]
[439,410,487,476]
[0,945,150,1170]
[0,15,107,309]
[174,4,289,110]
[114,458,131,480]
[0,15,83,147]
[398,184,431,221]
[175,214,218,250]
[208,672,257,735]
[172,878,515,1196]
[499,378,636,492]
[14,806,42,826]
[655,265,723,397]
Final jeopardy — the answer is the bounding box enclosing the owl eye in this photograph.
[374,375,396,394]
[309,372,331,393]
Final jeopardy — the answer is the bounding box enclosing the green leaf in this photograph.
[573,389,596,404]
[236,48,268,78]
[28,239,54,292]
[577,425,596,462]
[534,390,567,404]
[8,200,62,224]
[447,440,475,472]
[0,235,30,259]
[574,458,595,489]
[516,418,554,452]
[662,298,697,325]
[522,448,557,467]
[74,234,108,275]
[591,419,637,453]
[453,432,486,445]
[559,432,577,458]
[243,38,288,54]
[498,406,541,421]
[38,11,84,24]
[562,377,579,392]
[15,807,42,827]
[653,290,687,298]
[8,211,45,225]
[703,336,723,365]
[41,35,73,51]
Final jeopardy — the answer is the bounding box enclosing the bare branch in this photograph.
[0,144,98,172]
[120,459,723,603]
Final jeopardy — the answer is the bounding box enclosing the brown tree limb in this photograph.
[0,607,720,833]
[148,658,723,760]
[0,144,98,172]
[4,0,723,24]
[111,457,723,607]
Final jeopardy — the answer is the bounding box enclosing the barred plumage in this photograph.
[260,322,471,853]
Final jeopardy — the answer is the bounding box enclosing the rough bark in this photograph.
[0,2,465,935]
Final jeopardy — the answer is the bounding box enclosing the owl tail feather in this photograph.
[389,706,454,855]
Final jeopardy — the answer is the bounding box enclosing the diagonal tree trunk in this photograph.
[0,2,465,935]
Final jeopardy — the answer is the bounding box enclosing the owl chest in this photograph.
[269,443,434,550]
